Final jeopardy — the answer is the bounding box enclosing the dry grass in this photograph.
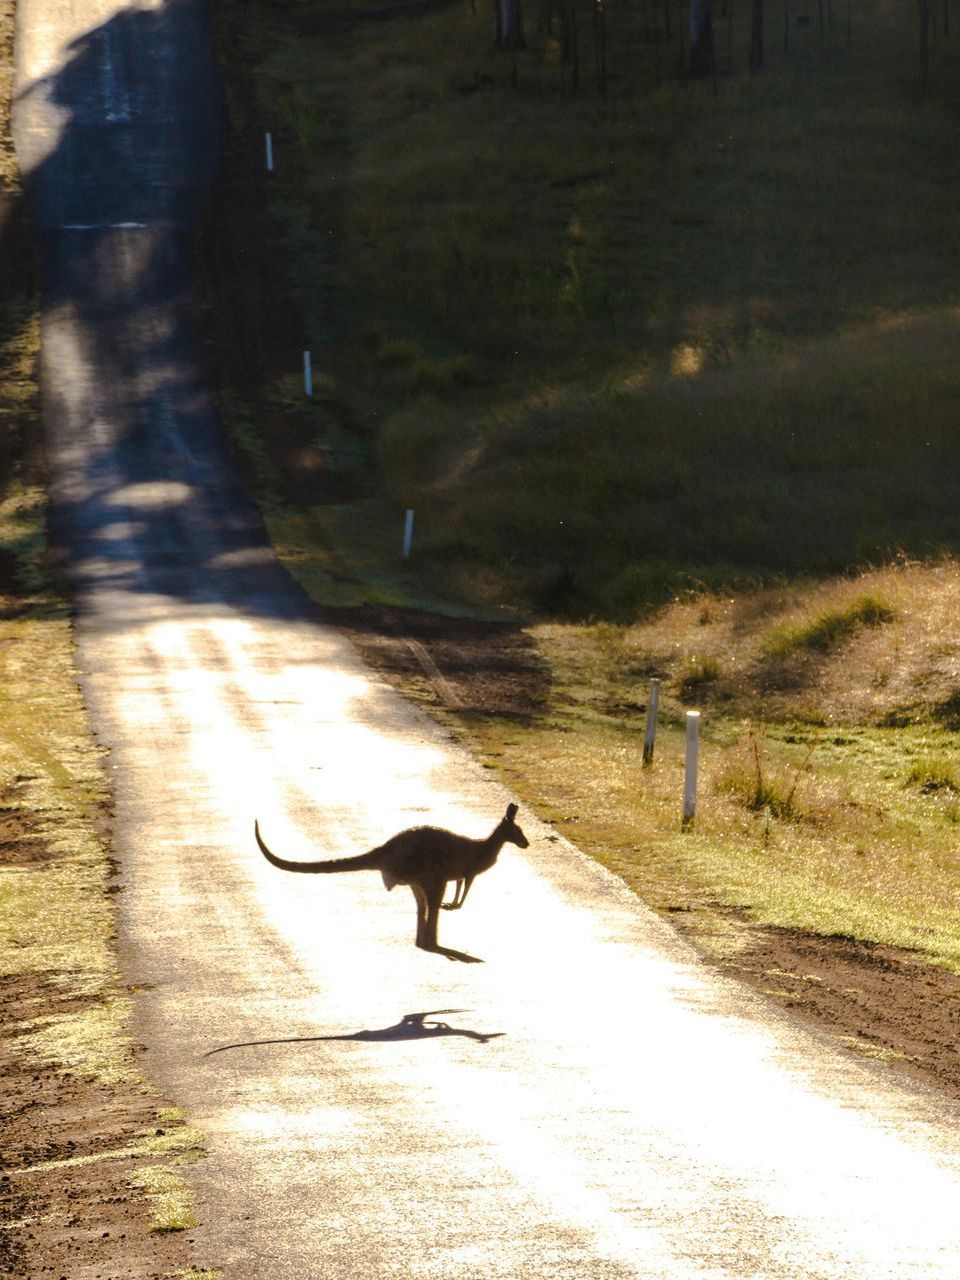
[0,576,144,1081]
[440,559,960,970]
[462,708,960,969]
[761,596,895,660]
[562,558,960,727]
[0,0,19,189]
[129,1165,198,1233]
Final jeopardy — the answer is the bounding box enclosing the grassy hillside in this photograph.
[213,0,960,616]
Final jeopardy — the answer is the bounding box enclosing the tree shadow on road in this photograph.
[9,0,326,625]
[202,1009,505,1057]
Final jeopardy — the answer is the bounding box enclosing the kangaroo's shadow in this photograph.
[424,943,484,964]
[203,1009,504,1058]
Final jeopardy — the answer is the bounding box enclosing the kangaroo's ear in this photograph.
[506,803,518,821]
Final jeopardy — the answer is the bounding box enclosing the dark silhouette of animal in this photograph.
[254,804,529,962]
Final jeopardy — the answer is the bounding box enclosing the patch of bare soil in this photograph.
[337,606,960,1104]
[716,921,960,1090]
[0,786,50,867]
[0,791,203,1280]
[0,976,201,1280]
[327,603,549,718]
[717,923,960,1097]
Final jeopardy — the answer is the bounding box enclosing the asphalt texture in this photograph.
[13,0,960,1275]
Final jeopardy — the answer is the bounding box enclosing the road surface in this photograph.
[13,0,960,1275]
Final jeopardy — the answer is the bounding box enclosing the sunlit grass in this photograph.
[762,595,896,659]
[422,563,960,970]
[461,707,960,969]
[0,0,20,191]
[0,545,212,1248]
[129,1165,198,1233]
[904,755,960,794]
[10,1108,206,1177]
[0,564,147,1085]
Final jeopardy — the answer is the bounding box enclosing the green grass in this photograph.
[676,655,724,702]
[762,594,896,658]
[905,754,960,793]
[215,0,960,617]
[715,733,814,819]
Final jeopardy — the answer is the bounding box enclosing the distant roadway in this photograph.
[13,0,960,1275]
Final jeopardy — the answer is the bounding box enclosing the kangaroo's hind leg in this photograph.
[411,884,429,948]
[419,880,481,962]
[419,882,444,951]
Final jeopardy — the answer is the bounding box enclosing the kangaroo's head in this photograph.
[501,802,529,849]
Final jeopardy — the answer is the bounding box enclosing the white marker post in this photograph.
[402,509,415,559]
[642,678,660,767]
[303,350,313,397]
[265,131,275,173]
[683,710,700,827]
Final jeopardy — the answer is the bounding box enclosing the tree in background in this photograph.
[918,0,931,91]
[750,0,764,69]
[594,0,608,91]
[689,0,715,75]
[494,0,526,47]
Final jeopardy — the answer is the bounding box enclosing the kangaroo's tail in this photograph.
[254,821,382,874]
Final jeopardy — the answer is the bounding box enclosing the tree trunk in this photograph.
[689,0,714,75]
[594,0,608,92]
[496,0,525,47]
[749,0,764,69]
[561,0,580,90]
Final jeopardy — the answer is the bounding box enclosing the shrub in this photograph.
[676,656,722,702]
[377,337,423,367]
[401,354,482,398]
[905,756,960,794]
[717,735,813,821]
[762,595,895,659]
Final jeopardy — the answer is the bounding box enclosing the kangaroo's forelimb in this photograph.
[442,875,475,910]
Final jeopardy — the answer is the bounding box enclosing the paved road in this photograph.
[13,0,960,1276]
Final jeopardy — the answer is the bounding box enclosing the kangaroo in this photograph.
[254,804,529,962]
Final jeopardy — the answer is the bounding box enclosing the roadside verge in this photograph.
[1,0,217,1273]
